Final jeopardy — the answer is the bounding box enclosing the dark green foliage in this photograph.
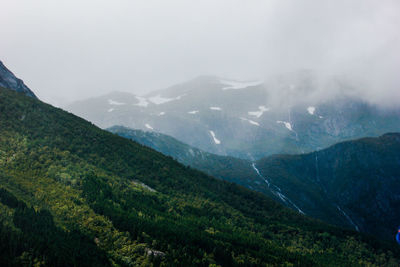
[0,187,109,267]
[109,126,400,243]
[0,86,400,266]
[256,133,400,240]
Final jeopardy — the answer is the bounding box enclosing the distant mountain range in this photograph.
[67,73,400,160]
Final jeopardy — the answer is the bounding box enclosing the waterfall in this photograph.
[252,162,305,215]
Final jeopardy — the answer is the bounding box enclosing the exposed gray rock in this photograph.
[0,60,36,98]
[67,74,400,160]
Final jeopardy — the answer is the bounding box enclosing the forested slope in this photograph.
[0,86,399,266]
[107,126,262,190]
[255,133,400,240]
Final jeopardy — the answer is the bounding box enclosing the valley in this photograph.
[0,61,399,266]
[2,2,400,265]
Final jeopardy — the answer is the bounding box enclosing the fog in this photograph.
[1,0,399,107]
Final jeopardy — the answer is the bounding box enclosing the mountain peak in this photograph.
[0,60,37,98]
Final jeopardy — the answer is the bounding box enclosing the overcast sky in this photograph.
[1,0,399,106]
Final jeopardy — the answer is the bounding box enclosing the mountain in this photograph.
[109,125,400,241]
[107,126,263,191]
[1,86,400,265]
[0,60,36,98]
[254,133,400,241]
[66,73,400,160]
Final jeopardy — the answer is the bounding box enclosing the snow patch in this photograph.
[209,130,221,144]
[158,112,165,116]
[220,79,263,90]
[248,106,269,118]
[188,110,199,114]
[319,115,324,119]
[148,94,184,105]
[240,117,260,126]
[145,124,154,130]
[108,99,126,105]
[307,106,315,115]
[277,121,293,131]
[108,108,114,112]
[134,96,149,107]
[188,148,195,156]
[210,107,222,111]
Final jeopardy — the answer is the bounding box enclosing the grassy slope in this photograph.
[0,86,399,266]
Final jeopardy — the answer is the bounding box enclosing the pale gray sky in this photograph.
[1,0,399,106]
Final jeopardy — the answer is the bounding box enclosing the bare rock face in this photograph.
[0,60,36,98]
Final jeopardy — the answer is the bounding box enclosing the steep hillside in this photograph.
[109,125,400,242]
[66,73,400,160]
[1,86,400,266]
[108,126,263,192]
[255,133,400,241]
[0,60,36,98]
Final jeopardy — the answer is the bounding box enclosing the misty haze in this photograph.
[1,1,400,266]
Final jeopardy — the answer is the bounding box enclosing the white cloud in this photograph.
[1,0,399,107]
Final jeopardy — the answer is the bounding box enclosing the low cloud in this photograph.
[1,0,399,107]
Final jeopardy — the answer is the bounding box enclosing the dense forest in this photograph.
[108,126,400,241]
[255,133,400,240]
[1,86,400,266]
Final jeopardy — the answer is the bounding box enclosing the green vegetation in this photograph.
[1,86,399,266]
[107,126,263,191]
[109,126,400,241]
[256,133,400,240]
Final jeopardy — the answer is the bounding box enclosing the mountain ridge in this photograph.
[107,125,263,192]
[255,132,400,240]
[109,125,400,241]
[66,73,400,160]
[0,60,36,98]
